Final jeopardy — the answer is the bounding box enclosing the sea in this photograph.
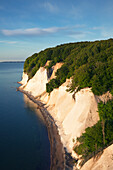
[0,62,50,170]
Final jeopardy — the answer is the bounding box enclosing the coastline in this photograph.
[17,87,68,170]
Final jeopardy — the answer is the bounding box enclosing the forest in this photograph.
[24,38,113,96]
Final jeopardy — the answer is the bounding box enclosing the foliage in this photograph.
[98,100,113,121]
[24,39,113,94]
[74,121,103,157]
[46,78,60,93]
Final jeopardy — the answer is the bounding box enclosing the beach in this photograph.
[17,87,67,170]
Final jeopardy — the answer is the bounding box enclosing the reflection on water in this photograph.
[23,94,45,124]
[0,63,50,170]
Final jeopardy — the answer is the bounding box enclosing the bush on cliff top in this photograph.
[24,39,113,95]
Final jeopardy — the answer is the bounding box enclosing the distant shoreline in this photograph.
[0,61,24,63]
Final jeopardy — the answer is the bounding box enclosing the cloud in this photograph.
[0,40,17,44]
[92,26,104,30]
[92,26,113,39]
[101,29,113,38]
[69,31,92,40]
[43,27,67,33]
[73,24,86,28]
[1,25,91,40]
[42,2,58,13]
[1,27,68,36]
[2,28,43,36]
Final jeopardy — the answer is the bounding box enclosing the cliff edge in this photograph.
[19,62,113,169]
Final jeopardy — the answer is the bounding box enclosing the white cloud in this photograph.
[1,25,91,40]
[68,30,93,40]
[73,24,86,28]
[43,27,67,33]
[1,27,67,36]
[92,26,113,39]
[2,28,42,36]
[101,30,113,38]
[0,40,17,44]
[91,26,113,39]
[69,33,85,40]
[92,26,104,30]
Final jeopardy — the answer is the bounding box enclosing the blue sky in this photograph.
[0,0,113,61]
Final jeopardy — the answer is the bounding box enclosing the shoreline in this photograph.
[17,87,67,170]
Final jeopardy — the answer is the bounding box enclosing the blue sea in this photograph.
[0,62,50,170]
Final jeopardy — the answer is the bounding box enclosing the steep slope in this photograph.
[23,67,48,97]
[19,62,113,169]
[43,83,99,154]
[19,72,28,87]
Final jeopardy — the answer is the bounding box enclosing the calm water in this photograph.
[0,62,50,170]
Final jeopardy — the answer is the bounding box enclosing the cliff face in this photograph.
[20,64,112,169]
[20,65,99,151]
[43,83,99,154]
[20,67,48,97]
[19,72,28,87]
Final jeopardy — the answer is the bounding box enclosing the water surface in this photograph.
[0,62,50,170]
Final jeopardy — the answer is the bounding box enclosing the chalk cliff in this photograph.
[20,63,113,169]
[19,72,28,87]
[23,67,48,97]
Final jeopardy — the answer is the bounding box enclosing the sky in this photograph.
[0,0,113,61]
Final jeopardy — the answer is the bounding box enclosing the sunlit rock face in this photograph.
[19,72,28,87]
[23,67,48,97]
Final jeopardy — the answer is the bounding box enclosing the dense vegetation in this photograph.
[74,99,113,166]
[24,39,113,95]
